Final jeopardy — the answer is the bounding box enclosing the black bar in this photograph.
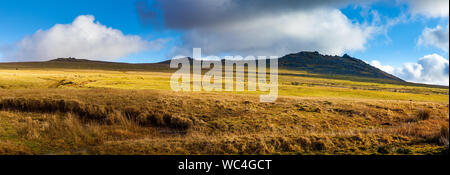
[0,155,448,174]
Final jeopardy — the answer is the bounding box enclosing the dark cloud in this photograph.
[136,0,380,56]
[138,0,375,29]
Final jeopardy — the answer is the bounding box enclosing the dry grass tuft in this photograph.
[16,114,103,146]
[438,125,449,147]
[405,109,433,122]
[416,109,432,121]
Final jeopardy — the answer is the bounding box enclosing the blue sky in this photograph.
[341,2,448,66]
[0,0,449,85]
[0,0,176,63]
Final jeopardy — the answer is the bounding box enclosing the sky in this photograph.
[0,0,448,85]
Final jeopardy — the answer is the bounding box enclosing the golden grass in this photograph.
[0,68,447,102]
[0,89,448,155]
[0,65,448,155]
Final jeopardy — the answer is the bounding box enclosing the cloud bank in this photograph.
[140,0,378,56]
[143,0,374,29]
[418,24,449,52]
[177,8,377,56]
[6,15,158,61]
[371,54,449,85]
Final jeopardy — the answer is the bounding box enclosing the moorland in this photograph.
[0,53,448,155]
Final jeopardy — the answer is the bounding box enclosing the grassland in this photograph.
[0,61,448,155]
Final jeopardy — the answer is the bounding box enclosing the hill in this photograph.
[157,51,402,81]
[0,52,447,88]
[0,57,171,72]
[0,52,405,82]
[278,51,403,81]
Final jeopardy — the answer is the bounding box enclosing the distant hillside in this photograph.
[4,53,403,82]
[2,54,448,88]
[278,51,403,81]
[0,57,171,72]
[158,51,403,81]
[50,57,91,62]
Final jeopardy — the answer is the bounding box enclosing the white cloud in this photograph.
[7,15,159,61]
[140,0,379,57]
[370,60,395,74]
[418,24,449,52]
[371,54,449,85]
[173,8,377,56]
[404,0,449,18]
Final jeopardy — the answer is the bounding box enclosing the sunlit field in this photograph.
[0,66,447,102]
[0,62,448,155]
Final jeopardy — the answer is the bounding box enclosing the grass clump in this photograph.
[438,125,449,147]
[416,109,432,121]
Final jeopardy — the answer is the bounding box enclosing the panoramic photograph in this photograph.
[0,0,448,168]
